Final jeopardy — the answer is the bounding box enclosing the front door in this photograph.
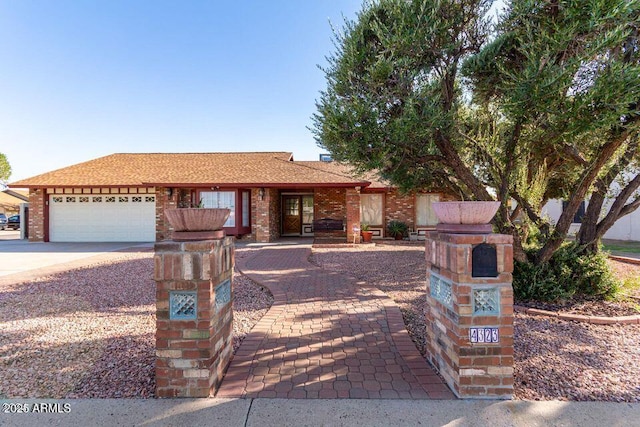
[282,196,301,235]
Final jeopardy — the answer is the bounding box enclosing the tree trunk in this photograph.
[535,130,629,264]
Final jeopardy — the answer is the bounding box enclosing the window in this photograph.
[242,191,250,228]
[201,191,235,227]
[416,194,440,226]
[562,200,586,223]
[302,195,314,223]
[360,194,383,225]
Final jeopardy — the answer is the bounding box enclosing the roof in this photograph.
[9,152,373,188]
[0,190,28,208]
[295,161,391,189]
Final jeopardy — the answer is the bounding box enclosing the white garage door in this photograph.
[49,194,156,242]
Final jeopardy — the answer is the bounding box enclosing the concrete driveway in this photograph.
[0,232,153,277]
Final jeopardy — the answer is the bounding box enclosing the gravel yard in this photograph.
[311,243,640,402]
[0,248,271,399]
[2,243,638,401]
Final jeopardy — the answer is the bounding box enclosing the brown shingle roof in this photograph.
[295,161,391,189]
[10,152,372,188]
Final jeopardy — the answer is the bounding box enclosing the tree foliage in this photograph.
[0,153,11,186]
[313,0,640,274]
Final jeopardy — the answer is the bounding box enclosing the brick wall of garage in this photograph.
[28,188,45,242]
[155,187,178,241]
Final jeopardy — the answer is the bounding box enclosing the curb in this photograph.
[514,305,640,325]
[609,254,640,265]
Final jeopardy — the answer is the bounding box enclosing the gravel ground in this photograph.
[2,243,638,401]
[0,247,272,399]
[311,243,640,402]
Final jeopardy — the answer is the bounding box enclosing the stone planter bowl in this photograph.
[432,201,500,225]
[165,208,230,231]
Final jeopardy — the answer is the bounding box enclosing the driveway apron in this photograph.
[216,243,454,399]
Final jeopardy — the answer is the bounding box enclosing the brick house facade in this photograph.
[12,152,450,243]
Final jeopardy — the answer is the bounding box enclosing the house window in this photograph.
[201,191,235,227]
[302,195,314,224]
[360,193,383,225]
[242,191,250,228]
[562,200,586,223]
[416,194,440,226]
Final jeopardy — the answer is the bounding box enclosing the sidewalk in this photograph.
[1,398,638,427]
[216,243,453,399]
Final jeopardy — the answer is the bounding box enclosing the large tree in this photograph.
[313,0,640,269]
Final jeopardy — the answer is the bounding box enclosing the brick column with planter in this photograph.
[425,232,514,399]
[154,237,234,397]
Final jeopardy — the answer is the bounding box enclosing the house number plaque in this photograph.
[469,327,499,344]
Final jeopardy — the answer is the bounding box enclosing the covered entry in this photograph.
[281,194,314,236]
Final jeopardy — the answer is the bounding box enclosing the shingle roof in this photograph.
[9,152,373,188]
[295,161,391,189]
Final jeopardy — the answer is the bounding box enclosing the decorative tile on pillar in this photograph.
[169,291,197,320]
[472,288,500,315]
[215,279,231,310]
[429,272,452,308]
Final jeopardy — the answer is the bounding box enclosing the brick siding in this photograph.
[27,189,46,242]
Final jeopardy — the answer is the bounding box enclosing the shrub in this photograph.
[387,220,408,238]
[513,242,619,302]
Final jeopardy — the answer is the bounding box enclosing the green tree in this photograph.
[312,0,640,274]
[0,153,11,186]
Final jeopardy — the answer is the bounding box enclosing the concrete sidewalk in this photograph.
[1,398,638,426]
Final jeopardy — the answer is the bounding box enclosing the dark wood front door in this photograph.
[282,196,301,235]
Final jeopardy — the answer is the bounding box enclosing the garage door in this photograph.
[49,194,156,242]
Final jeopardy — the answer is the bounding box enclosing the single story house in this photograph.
[9,152,450,243]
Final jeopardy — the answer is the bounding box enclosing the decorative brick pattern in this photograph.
[314,188,347,240]
[27,189,46,242]
[154,237,235,397]
[155,187,178,241]
[383,189,415,233]
[253,187,280,242]
[425,231,514,399]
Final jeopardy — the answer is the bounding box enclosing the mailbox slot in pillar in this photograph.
[472,243,498,277]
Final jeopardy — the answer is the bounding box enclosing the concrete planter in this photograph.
[165,208,230,241]
[432,201,500,234]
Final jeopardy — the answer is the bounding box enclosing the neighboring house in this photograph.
[9,152,450,243]
[0,189,28,215]
[544,198,640,241]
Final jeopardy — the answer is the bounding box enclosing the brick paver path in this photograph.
[216,243,454,399]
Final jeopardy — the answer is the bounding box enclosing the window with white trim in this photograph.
[201,191,236,227]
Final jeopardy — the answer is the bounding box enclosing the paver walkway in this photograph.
[216,243,454,399]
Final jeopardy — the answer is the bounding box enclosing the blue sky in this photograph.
[0,1,362,182]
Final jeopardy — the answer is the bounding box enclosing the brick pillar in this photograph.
[254,188,279,242]
[154,238,234,397]
[425,232,514,399]
[28,188,46,242]
[346,187,361,243]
